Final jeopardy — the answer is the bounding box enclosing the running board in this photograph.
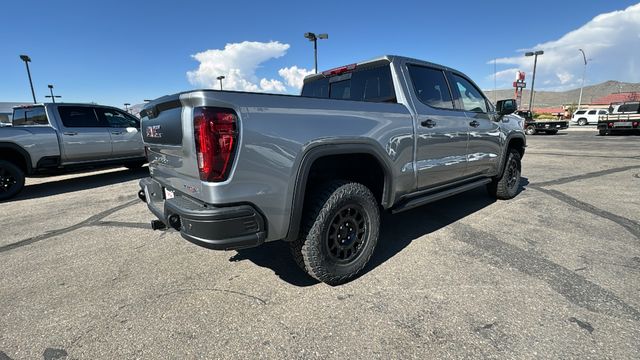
[391,178,491,214]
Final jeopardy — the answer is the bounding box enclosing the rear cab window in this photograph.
[301,61,396,103]
[12,106,48,126]
[57,106,106,127]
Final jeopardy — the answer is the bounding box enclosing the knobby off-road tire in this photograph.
[290,181,380,285]
[487,149,521,200]
[0,160,25,201]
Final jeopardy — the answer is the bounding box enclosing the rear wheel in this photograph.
[525,125,536,135]
[599,129,608,136]
[487,149,521,200]
[289,180,380,285]
[577,118,587,126]
[0,160,25,201]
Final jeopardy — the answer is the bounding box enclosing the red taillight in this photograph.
[633,122,638,127]
[608,123,614,127]
[322,63,357,77]
[193,107,238,182]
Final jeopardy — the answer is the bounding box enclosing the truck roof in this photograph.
[12,102,119,110]
[303,55,454,84]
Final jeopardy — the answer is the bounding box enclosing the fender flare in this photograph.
[0,142,33,174]
[497,133,526,176]
[283,142,394,242]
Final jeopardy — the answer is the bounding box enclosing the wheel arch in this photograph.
[0,142,33,175]
[498,134,525,176]
[283,143,394,242]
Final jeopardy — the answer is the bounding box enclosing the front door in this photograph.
[57,105,112,163]
[448,73,502,178]
[406,64,469,189]
[95,107,144,158]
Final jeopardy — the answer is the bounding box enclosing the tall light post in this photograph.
[45,84,61,103]
[577,49,588,111]
[20,55,37,104]
[124,103,130,113]
[525,50,544,111]
[216,75,225,90]
[304,32,328,74]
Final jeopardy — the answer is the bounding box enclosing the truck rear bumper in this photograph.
[139,177,266,250]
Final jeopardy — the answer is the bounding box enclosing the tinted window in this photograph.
[12,106,48,126]
[587,110,596,115]
[451,74,487,113]
[301,77,329,98]
[58,106,103,127]
[96,108,140,128]
[301,63,396,103]
[575,110,586,115]
[598,110,607,115]
[407,65,454,109]
[618,103,640,113]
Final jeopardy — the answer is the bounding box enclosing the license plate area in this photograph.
[614,122,632,127]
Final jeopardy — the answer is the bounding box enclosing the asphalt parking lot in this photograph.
[1,129,638,359]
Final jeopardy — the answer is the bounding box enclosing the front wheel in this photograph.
[0,160,26,201]
[487,149,521,200]
[577,118,587,126]
[290,181,380,285]
[525,125,536,135]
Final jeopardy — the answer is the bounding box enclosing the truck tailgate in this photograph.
[141,95,204,198]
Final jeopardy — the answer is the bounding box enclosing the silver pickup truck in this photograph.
[0,103,146,200]
[138,55,526,284]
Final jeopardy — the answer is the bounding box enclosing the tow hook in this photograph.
[138,189,146,203]
[151,220,167,230]
[168,214,182,230]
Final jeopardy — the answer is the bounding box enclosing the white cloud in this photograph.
[278,66,314,89]
[187,41,291,93]
[491,3,640,90]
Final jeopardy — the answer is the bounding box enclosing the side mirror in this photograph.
[496,99,517,116]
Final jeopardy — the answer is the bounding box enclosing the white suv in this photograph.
[571,109,608,126]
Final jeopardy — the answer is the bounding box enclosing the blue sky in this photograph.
[2,0,639,107]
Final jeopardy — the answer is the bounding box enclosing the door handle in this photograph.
[111,131,123,135]
[421,119,436,128]
[63,131,78,136]
[469,120,480,128]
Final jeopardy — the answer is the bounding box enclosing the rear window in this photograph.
[618,103,640,113]
[301,63,396,103]
[12,106,48,126]
[58,106,104,127]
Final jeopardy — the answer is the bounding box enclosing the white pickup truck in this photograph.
[0,103,146,200]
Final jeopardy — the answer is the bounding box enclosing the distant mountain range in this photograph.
[484,80,640,108]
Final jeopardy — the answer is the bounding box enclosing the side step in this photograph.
[391,178,491,214]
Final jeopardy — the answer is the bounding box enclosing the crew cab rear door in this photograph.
[405,63,469,189]
[56,105,112,162]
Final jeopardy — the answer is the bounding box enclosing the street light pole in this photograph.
[45,84,61,103]
[124,103,130,113]
[20,55,37,104]
[525,50,544,111]
[304,32,328,74]
[577,49,587,110]
[216,75,225,90]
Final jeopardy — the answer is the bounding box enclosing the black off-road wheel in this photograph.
[0,160,25,201]
[487,149,521,200]
[599,129,608,136]
[290,181,380,285]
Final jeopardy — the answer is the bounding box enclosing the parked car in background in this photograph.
[598,101,640,135]
[516,110,569,135]
[571,108,608,126]
[138,55,526,284]
[0,103,146,200]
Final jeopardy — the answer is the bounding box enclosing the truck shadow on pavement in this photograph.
[232,179,529,287]
[11,167,149,201]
